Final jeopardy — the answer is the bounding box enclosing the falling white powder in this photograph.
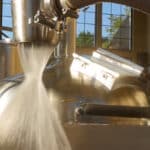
[0,44,71,150]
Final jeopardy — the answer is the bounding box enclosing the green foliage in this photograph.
[103,7,130,49]
[107,15,122,36]
[106,7,130,36]
[124,7,131,16]
[77,31,94,48]
[102,38,110,49]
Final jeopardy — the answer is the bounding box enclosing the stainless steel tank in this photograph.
[1,57,150,150]
[2,0,150,150]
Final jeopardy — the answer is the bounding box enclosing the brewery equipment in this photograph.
[1,0,150,150]
[12,0,150,46]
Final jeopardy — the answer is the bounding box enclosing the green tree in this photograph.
[107,7,130,36]
[102,37,111,48]
[103,7,130,49]
[77,31,94,48]
[107,15,122,36]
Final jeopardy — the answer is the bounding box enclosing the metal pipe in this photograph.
[60,0,150,14]
[75,104,150,118]
[12,0,40,42]
[12,0,60,46]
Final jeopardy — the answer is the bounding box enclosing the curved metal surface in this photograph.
[0,40,17,46]
[12,0,40,42]
[1,58,149,124]
[12,0,60,46]
[61,0,150,14]
[65,124,150,150]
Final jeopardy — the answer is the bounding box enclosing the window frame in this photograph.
[101,3,132,51]
[76,5,96,48]
[0,1,3,40]
[76,3,133,51]
[0,0,13,40]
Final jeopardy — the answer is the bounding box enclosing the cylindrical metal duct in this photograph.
[60,0,150,14]
[12,0,60,46]
[12,0,40,42]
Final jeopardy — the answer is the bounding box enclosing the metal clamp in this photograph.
[34,10,56,29]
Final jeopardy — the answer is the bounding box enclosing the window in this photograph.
[102,3,131,50]
[76,5,96,48]
[76,3,132,51]
[0,0,13,79]
[1,0,13,40]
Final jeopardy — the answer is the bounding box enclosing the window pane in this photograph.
[2,18,12,27]
[102,2,111,14]
[121,16,131,27]
[112,3,121,15]
[3,0,11,3]
[78,11,85,24]
[110,15,121,28]
[120,28,130,39]
[2,4,11,16]
[102,14,111,26]
[77,32,95,48]
[102,2,131,50]
[85,12,95,24]
[2,0,13,39]
[77,23,84,36]
[84,36,95,47]
[110,29,121,39]
[76,5,95,48]
[88,5,95,12]
[102,26,110,38]
[85,24,95,34]
[109,38,120,49]
[121,5,131,16]
[102,37,111,49]
[120,39,130,50]
[1,30,13,39]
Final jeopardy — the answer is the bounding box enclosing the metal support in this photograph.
[0,0,3,39]
[75,103,150,119]
[95,3,102,48]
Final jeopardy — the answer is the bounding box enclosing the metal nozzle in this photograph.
[12,0,78,46]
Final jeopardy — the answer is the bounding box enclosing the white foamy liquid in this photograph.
[0,45,71,150]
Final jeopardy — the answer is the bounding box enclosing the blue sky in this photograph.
[2,0,12,39]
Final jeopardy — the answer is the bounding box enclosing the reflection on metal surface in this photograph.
[93,49,144,76]
[0,57,149,125]
[0,40,17,46]
[70,51,144,90]
[12,0,60,46]
[5,0,150,149]
[70,53,118,89]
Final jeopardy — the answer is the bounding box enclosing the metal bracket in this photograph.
[34,10,56,29]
